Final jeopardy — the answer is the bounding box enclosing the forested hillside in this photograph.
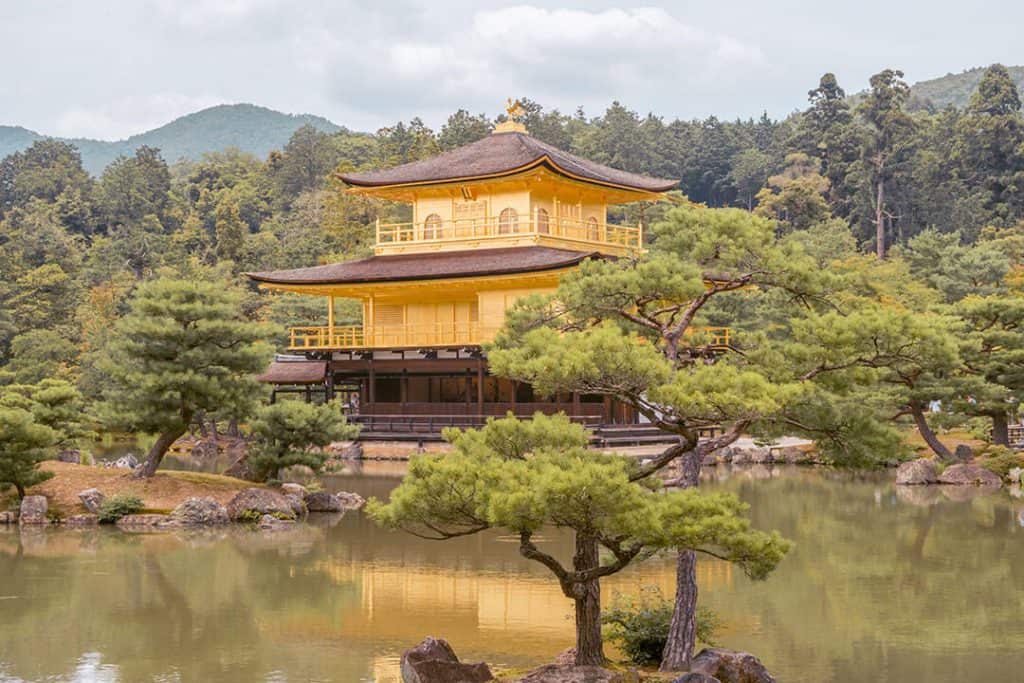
[910,66,1024,111]
[2,64,1024,435]
[0,104,342,174]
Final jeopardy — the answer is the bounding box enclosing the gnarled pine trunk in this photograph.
[909,400,954,462]
[992,412,1010,447]
[661,449,703,671]
[134,425,187,479]
[573,533,604,666]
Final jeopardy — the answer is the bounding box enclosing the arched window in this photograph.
[586,216,600,241]
[423,213,443,240]
[536,208,550,234]
[498,208,518,234]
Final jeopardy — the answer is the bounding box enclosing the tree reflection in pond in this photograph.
[1,465,1023,683]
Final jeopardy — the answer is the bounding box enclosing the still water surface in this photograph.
[2,464,1024,682]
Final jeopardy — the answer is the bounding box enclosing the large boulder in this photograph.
[336,491,366,511]
[516,664,631,682]
[400,637,493,683]
[673,675,722,683]
[226,488,296,521]
[58,449,93,465]
[689,648,775,683]
[18,495,48,525]
[305,491,344,513]
[896,458,939,485]
[170,497,230,526]
[281,483,308,498]
[284,493,308,519]
[78,488,106,513]
[938,463,1002,487]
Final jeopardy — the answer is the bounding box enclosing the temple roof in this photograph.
[256,360,327,384]
[338,131,677,193]
[247,246,599,286]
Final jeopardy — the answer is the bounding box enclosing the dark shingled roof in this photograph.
[256,361,327,384]
[339,131,678,192]
[247,246,599,286]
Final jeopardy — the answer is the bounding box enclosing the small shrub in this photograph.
[97,494,144,523]
[978,447,1024,479]
[236,509,263,523]
[603,588,720,666]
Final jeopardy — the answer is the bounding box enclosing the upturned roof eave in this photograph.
[337,155,677,195]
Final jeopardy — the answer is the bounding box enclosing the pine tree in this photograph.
[248,401,359,481]
[98,278,274,478]
[0,407,55,499]
[369,414,789,667]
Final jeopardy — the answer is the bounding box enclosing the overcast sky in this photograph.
[2,1,1022,140]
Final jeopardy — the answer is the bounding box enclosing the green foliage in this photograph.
[97,494,144,523]
[97,278,275,475]
[0,379,92,448]
[0,407,56,498]
[247,400,360,481]
[370,413,790,579]
[977,448,1024,479]
[603,589,719,665]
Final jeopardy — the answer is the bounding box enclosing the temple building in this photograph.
[248,103,695,437]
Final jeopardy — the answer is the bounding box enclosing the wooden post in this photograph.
[572,392,581,418]
[400,370,408,409]
[477,361,484,411]
[368,361,376,405]
[465,368,472,406]
[325,369,335,402]
[327,295,335,346]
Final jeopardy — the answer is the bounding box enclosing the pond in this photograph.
[2,464,1023,682]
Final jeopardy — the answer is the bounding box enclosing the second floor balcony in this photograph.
[374,214,642,256]
[287,323,731,352]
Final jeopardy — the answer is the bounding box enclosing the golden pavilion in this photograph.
[248,103,687,437]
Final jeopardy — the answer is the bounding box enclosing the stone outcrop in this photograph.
[305,491,344,513]
[938,463,1002,487]
[104,454,139,469]
[336,491,366,510]
[223,454,256,481]
[170,497,230,526]
[19,495,48,525]
[58,449,93,465]
[895,458,939,485]
[191,441,220,459]
[673,675,722,683]
[689,648,776,683]
[281,483,308,498]
[226,488,297,521]
[65,514,99,527]
[284,493,308,519]
[400,637,493,683]
[78,488,106,513]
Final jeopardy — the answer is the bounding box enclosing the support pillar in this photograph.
[368,361,376,405]
[477,361,485,411]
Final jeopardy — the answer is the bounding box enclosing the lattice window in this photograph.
[499,207,518,234]
[536,208,550,234]
[423,213,443,239]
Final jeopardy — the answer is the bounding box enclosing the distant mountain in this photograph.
[0,104,343,174]
[909,65,1024,111]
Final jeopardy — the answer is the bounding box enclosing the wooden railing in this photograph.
[376,216,641,251]
[288,323,731,351]
[288,322,502,350]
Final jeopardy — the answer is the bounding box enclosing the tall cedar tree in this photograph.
[368,414,789,667]
[98,278,274,478]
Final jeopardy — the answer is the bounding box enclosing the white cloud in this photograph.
[152,0,286,29]
[313,5,767,125]
[54,93,225,140]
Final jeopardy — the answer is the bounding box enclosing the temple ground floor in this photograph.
[259,352,647,440]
